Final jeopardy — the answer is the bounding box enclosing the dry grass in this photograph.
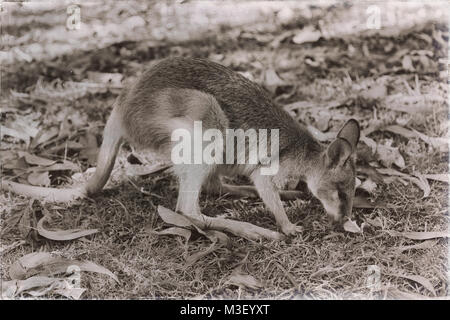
[1,2,448,300]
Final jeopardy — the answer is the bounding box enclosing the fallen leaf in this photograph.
[30,127,59,149]
[185,240,220,267]
[377,168,431,197]
[389,274,436,296]
[226,273,264,290]
[402,55,414,71]
[263,68,286,93]
[126,163,171,177]
[360,83,387,102]
[411,129,448,152]
[365,217,383,228]
[385,230,450,240]
[315,113,331,131]
[306,125,335,142]
[2,276,87,300]
[0,240,26,255]
[157,206,194,229]
[37,215,98,241]
[19,152,56,166]
[292,26,321,44]
[360,136,377,154]
[34,160,80,172]
[387,288,431,300]
[376,142,405,168]
[203,229,229,246]
[395,240,438,253]
[9,252,118,282]
[1,126,31,145]
[343,219,362,233]
[86,71,123,86]
[27,171,51,186]
[353,196,384,208]
[423,173,448,183]
[149,227,191,242]
[359,178,377,193]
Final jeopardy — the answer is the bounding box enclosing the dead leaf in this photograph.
[226,273,264,290]
[411,129,448,152]
[306,125,335,142]
[27,171,51,186]
[359,178,377,194]
[423,173,448,183]
[203,229,229,246]
[37,215,98,241]
[19,152,56,167]
[389,274,436,296]
[263,68,286,93]
[149,227,191,242]
[157,206,194,229]
[343,219,362,233]
[376,142,405,168]
[385,230,450,240]
[402,55,414,71]
[360,84,387,102]
[33,160,80,172]
[384,125,447,152]
[314,113,331,131]
[1,126,32,145]
[395,240,438,253]
[86,71,123,86]
[126,163,171,177]
[2,276,87,300]
[292,26,321,44]
[377,168,430,197]
[383,125,417,139]
[0,240,26,255]
[9,252,118,282]
[360,136,377,154]
[353,196,383,208]
[365,217,383,228]
[30,127,59,149]
[185,240,220,267]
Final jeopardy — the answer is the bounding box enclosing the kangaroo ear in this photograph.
[326,138,352,167]
[337,119,360,151]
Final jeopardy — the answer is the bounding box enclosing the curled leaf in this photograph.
[9,252,118,282]
[37,215,98,241]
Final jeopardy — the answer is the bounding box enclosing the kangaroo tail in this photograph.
[85,104,123,196]
[1,104,124,203]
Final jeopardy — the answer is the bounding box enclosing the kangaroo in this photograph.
[2,57,360,236]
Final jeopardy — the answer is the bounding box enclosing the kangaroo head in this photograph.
[307,119,360,224]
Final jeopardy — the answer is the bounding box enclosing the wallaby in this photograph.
[2,57,360,236]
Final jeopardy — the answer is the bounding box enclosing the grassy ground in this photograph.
[1,2,448,299]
